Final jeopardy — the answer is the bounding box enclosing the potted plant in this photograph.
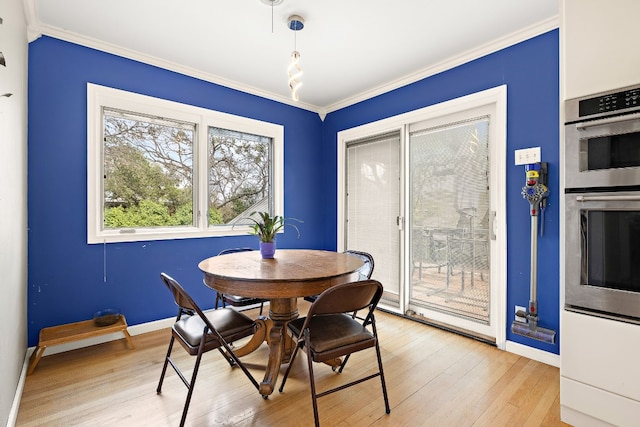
[245,211,302,258]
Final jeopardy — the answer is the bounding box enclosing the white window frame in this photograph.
[87,83,284,244]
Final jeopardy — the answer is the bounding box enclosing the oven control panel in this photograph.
[579,87,640,117]
[566,83,640,123]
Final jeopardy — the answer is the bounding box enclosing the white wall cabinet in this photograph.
[563,0,640,100]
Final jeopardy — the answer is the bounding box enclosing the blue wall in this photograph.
[322,30,560,354]
[28,30,560,355]
[27,37,324,346]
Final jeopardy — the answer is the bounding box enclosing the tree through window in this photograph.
[103,111,272,230]
[88,83,283,243]
[207,128,271,225]
[103,109,195,228]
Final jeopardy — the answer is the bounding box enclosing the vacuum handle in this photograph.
[530,215,538,306]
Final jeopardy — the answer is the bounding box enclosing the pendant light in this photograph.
[287,15,304,101]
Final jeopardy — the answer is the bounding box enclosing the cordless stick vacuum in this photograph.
[511,162,556,344]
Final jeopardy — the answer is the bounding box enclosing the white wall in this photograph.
[0,0,28,425]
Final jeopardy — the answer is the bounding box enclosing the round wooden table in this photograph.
[198,249,363,397]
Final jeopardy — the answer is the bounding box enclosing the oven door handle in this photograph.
[576,194,640,202]
[575,110,640,130]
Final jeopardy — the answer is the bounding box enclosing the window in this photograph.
[87,83,283,243]
[102,109,196,230]
[207,128,271,226]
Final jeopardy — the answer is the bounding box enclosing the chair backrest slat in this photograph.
[308,280,382,317]
[161,273,200,313]
[160,273,224,342]
[344,250,374,281]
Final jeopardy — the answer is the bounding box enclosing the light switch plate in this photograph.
[514,147,541,165]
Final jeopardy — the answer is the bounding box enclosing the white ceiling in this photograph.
[25,0,558,113]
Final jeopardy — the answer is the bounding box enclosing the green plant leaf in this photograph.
[242,211,302,242]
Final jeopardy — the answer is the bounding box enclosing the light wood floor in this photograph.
[17,301,569,426]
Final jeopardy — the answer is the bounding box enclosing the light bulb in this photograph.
[288,51,303,101]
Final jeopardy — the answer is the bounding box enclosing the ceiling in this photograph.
[25,0,558,113]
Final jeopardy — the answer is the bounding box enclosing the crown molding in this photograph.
[23,0,558,120]
[41,23,321,113]
[323,15,560,114]
[23,0,41,42]
[25,14,322,115]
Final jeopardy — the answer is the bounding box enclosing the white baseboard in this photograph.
[7,351,30,427]
[23,321,559,369]
[505,340,560,367]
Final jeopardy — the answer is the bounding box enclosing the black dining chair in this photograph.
[157,273,261,427]
[214,248,267,315]
[279,279,390,427]
[304,249,374,303]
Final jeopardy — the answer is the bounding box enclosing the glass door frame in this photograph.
[337,86,507,349]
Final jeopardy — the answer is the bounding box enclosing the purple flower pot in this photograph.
[260,241,276,259]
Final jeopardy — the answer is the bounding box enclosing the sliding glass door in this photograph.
[338,87,506,345]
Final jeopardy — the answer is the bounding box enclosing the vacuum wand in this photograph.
[512,162,556,344]
[529,214,538,328]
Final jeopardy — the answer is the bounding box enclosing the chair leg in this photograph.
[157,336,176,393]
[217,347,237,367]
[376,340,391,414]
[305,333,321,427]
[278,342,302,392]
[337,311,360,373]
[179,342,206,427]
[337,354,351,373]
[372,321,391,414]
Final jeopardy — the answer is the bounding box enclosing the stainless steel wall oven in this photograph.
[565,83,640,323]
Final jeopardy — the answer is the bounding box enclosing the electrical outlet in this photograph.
[514,147,541,165]
[515,305,527,323]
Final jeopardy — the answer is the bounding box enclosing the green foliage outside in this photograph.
[104,201,224,228]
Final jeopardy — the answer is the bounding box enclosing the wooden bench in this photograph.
[27,315,135,375]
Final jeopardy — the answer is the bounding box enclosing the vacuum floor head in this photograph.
[511,321,556,344]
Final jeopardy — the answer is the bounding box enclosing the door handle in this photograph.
[489,211,496,240]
